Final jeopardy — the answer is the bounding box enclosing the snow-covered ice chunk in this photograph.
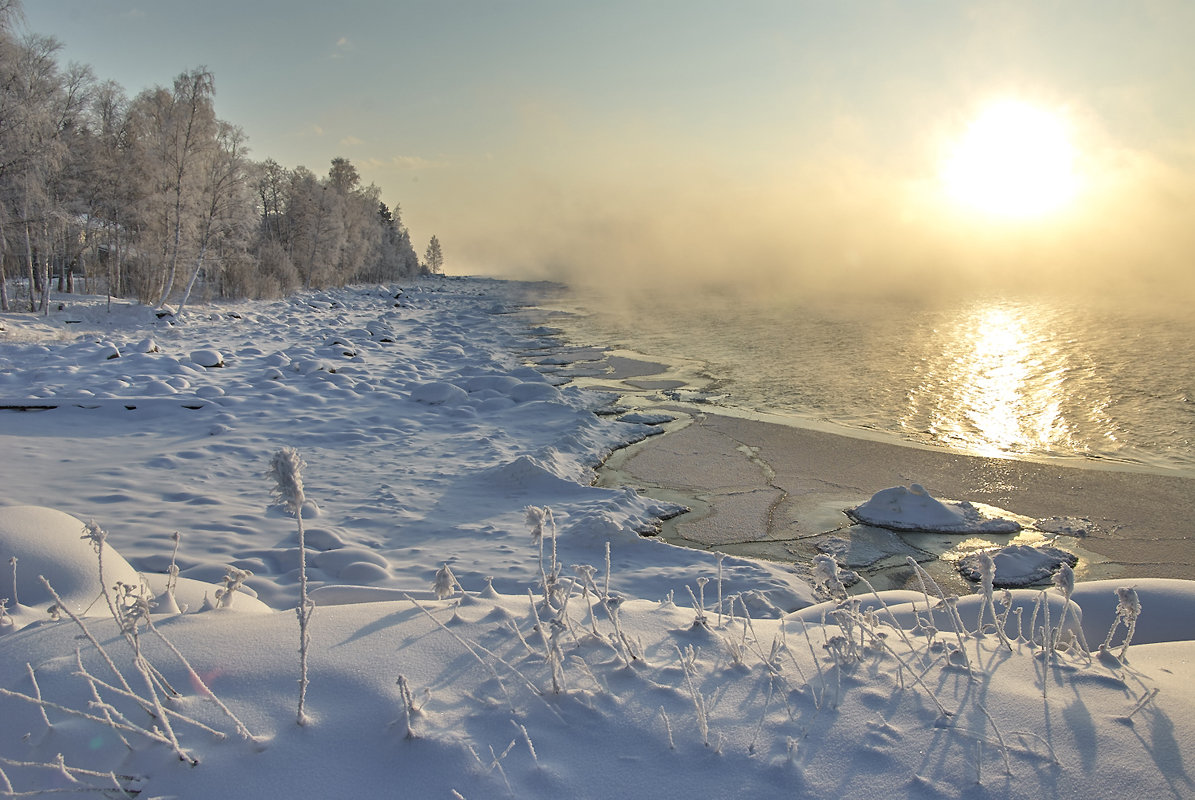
[957,543,1077,587]
[848,483,1021,533]
[1035,515,1093,537]
[618,411,676,425]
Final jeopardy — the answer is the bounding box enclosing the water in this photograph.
[534,286,1195,476]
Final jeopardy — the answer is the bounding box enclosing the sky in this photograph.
[23,1,1195,301]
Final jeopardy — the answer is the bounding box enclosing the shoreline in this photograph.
[598,407,1195,594]
[538,344,1195,594]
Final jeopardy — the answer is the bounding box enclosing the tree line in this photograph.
[0,1,439,314]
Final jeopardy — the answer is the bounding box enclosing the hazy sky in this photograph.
[24,1,1195,300]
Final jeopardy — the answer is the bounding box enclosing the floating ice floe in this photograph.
[1035,515,1094,537]
[847,483,1022,533]
[957,543,1078,587]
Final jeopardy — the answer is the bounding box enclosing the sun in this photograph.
[940,100,1078,219]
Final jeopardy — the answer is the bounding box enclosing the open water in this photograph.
[536,285,1195,477]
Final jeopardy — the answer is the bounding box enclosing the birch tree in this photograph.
[177,121,252,313]
[128,68,216,306]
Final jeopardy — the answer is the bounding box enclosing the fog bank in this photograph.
[441,138,1195,311]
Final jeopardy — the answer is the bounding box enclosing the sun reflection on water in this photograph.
[902,302,1083,460]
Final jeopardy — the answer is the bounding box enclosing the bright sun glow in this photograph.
[941,100,1078,219]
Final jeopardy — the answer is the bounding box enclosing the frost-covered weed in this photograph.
[269,446,314,726]
[394,674,423,739]
[525,505,560,606]
[1101,586,1142,659]
[1051,564,1088,653]
[685,581,709,629]
[434,563,460,600]
[812,554,847,601]
[215,567,253,609]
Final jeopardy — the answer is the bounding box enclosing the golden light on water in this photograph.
[904,304,1078,459]
[940,100,1079,219]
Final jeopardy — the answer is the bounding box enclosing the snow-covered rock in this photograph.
[848,483,1021,533]
[190,348,225,368]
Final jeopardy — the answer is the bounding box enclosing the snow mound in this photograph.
[848,483,1021,533]
[0,505,140,615]
[957,544,1078,587]
[189,349,225,368]
[480,454,580,494]
[409,381,469,406]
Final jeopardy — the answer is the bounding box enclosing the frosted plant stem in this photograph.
[131,652,193,764]
[512,720,538,766]
[736,596,780,674]
[852,616,952,719]
[675,645,710,747]
[603,542,612,601]
[296,508,313,726]
[1013,731,1061,765]
[796,618,827,709]
[546,508,558,587]
[685,585,706,627]
[906,558,970,670]
[405,594,562,719]
[396,675,418,739]
[84,523,119,624]
[749,677,776,754]
[268,447,312,726]
[144,619,255,740]
[1027,595,1041,648]
[166,531,181,599]
[24,663,51,731]
[856,576,921,661]
[0,756,143,790]
[977,702,1012,775]
[1125,687,1159,719]
[79,669,228,740]
[658,707,676,750]
[716,553,724,628]
[0,687,179,752]
[109,770,137,800]
[487,742,515,796]
[40,577,137,699]
[776,622,809,685]
[75,650,133,750]
[8,557,15,607]
[527,590,562,694]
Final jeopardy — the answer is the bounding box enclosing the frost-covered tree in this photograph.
[0,3,428,308]
[127,68,217,305]
[424,235,443,274]
[177,121,253,313]
[0,27,90,312]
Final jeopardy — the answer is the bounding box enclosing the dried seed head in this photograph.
[268,448,307,514]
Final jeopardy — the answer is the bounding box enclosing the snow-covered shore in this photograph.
[1,277,1193,798]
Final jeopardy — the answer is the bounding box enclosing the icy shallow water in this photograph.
[535,286,1195,476]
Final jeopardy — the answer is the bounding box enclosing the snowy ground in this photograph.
[0,278,1192,798]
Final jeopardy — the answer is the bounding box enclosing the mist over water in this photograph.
[541,285,1195,476]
